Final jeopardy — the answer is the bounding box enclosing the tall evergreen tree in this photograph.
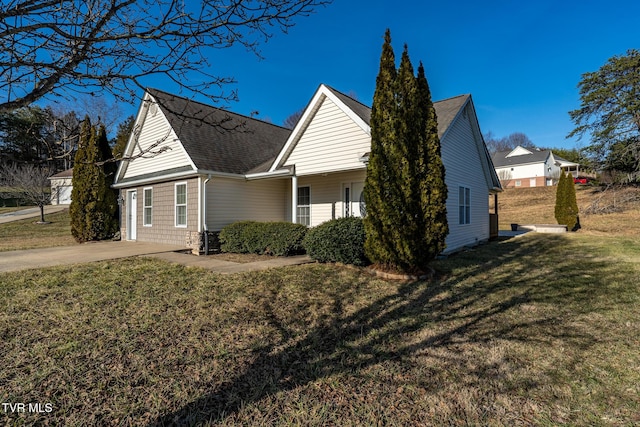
[416,61,448,261]
[364,29,399,268]
[554,170,579,230]
[70,117,92,241]
[70,118,118,242]
[554,170,567,226]
[364,31,449,271]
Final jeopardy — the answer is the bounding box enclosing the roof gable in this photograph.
[146,89,291,175]
[271,85,472,171]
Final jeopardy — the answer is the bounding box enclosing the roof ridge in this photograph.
[323,84,373,109]
[145,87,290,131]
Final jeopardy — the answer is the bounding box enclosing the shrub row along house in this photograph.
[492,145,580,188]
[113,85,501,254]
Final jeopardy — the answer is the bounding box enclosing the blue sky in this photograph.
[137,0,640,150]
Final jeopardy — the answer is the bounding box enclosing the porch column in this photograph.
[291,175,298,224]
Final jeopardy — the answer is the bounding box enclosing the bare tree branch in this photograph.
[0,0,331,113]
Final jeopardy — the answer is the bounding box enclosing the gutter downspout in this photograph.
[203,175,212,254]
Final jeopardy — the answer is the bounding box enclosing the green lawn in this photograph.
[0,209,76,251]
[1,233,639,425]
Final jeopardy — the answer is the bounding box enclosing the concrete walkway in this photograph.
[0,240,312,274]
[0,205,67,224]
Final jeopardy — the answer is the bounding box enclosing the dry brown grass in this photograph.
[497,185,640,236]
[1,233,639,425]
[0,209,76,251]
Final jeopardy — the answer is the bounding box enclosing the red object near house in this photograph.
[574,177,588,184]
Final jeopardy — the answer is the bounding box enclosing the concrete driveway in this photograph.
[0,241,186,273]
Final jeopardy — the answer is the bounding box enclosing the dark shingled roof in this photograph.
[491,148,551,168]
[324,86,469,138]
[147,88,291,175]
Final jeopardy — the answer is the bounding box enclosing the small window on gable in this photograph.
[143,187,152,226]
[175,183,187,227]
[458,186,471,225]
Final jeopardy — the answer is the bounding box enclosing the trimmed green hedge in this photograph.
[303,217,368,266]
[219,221,307,256]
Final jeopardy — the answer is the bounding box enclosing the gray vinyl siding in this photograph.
[122,106,193,180]
[284,96,369,176]
[441,105,491,252]
[119,178,199,246]
[206,177,287,231]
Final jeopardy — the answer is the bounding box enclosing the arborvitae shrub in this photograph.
[364,30,448,272]
[303,217,368,266]
[555,170,579,230]
[219,221,307,256]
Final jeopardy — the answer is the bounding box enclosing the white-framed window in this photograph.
[459,186,471,225]
[515,180,521,187]
[143,187,153,226]
[297,186,310,226]
[175,182,187,227]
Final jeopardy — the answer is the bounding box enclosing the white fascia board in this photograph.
[322,85,371,136]
[114,91,152,184]
[195,170,245,180]
[245,169,293,180]
[269,86,327,172]
[114,91,198,184]
[112,169,198,189]
[268,84,371,172]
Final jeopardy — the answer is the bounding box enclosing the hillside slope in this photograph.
[496,185,640,236]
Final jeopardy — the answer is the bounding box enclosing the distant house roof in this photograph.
[48,168,73,180]
[492,146,579,168]
[147,88,291,175]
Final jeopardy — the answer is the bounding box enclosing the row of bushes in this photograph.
[218,217,368,266]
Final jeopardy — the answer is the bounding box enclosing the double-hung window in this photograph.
[143,188,153,226]
[175,183,187,227]
[459,186,471,225]
[297,186,310,226]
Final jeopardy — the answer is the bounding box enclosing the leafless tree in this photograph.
[0,163,59,222]
[497,169,513,188]
[485,131,535,154]
[283,108,304,129]
[0,0,331,113]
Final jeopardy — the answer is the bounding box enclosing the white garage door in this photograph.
[57,185,72,205]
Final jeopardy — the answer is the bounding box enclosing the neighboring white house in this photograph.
[491,145,579,188]
[48,168,73,205]
[113,85,502,254]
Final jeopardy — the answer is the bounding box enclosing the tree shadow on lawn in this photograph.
[151,234,614,425]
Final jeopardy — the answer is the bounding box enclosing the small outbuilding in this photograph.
[49,168,73,205]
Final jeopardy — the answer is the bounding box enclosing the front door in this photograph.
[343,182,366,218]
[127,190,137,240]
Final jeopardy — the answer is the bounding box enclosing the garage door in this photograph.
[57,185,72,205]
